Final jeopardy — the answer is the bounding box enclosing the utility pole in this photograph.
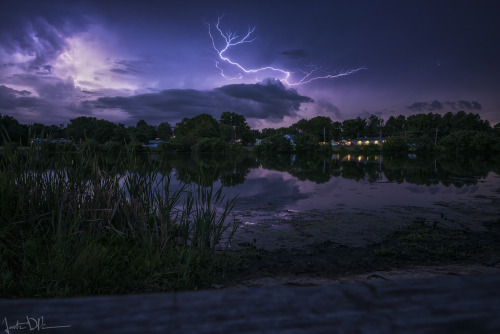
[323,127,326,143]
[435,128,439,146]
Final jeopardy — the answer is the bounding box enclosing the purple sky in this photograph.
[1,0,499,129]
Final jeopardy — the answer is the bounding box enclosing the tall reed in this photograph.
[0,141,239,296]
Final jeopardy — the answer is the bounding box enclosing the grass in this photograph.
[373,222,488,263]
[0,143,239,297]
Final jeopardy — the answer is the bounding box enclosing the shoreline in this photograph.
[217,217,500,290]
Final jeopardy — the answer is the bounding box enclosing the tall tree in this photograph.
[113,123,130,144]
[134,119,156,144]
[157,122,173,140]
[384,115,406,136]
[366,115,383,137]
[330,121,342,141]
[94,119,117,143]
[307,116,333,142]
[175,114,220,139]
[0,114,27,144]
[219,112,252,144]
[342,117,366,139]
[289,119,309,135]
[66,117,98,142]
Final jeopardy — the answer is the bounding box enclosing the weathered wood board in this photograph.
[1,273,499,333]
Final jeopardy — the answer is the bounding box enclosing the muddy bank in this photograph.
[224,171,500,250]
[214,173,500,288]
[218,217,500,289]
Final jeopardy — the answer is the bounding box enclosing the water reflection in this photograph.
[137,152,498,188]
[12,151,498,227]
[256,153,497,187]
[27,151,499,188]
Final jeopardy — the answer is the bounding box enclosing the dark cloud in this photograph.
[407,100,443,112]
[277,49,308,59]
[0,76,86,124]
[0,85,42,110]
[6,74,81,101]
[87,79,312,124]
[471,101,482,110]
[429,100,442,110]
[458,100,482,110]
[37,79,79,101]
[315,99,342,119]
[444,101,456,110]
[458,100,472,110]
[407,102,429,112]
[0,85,31,97]
[216,78,312,114]
[407,100,481,112]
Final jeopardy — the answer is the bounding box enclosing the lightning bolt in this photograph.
[207,15,366,86]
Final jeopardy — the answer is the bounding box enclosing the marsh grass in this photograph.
[373,223,482,263]
[0,142,239,297]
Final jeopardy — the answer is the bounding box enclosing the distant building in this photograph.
[354,137,386,145]
[143,139,165,148]
[284,134,295,146]
[338,139,353,146]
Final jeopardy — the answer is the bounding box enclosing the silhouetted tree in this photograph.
[157,122,173,140]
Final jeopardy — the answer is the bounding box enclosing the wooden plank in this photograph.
[1,273,499,333]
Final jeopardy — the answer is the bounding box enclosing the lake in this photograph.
[162,153,500,250]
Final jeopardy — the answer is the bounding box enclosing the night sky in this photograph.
[1,0,499,129]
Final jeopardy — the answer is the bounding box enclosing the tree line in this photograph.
[1,110,499,154]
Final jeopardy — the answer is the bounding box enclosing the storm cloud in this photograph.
[407,100,482,112]
[88,79,313,124]
[0,85,40,109]
[0,4,89,70]
[314,99,342,119]
[1,1,498,126]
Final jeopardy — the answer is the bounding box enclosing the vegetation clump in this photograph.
[0,145,239,297]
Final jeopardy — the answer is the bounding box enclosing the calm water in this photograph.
[162,153,499,214]
[155,152,500,249]
[22,151,500,248]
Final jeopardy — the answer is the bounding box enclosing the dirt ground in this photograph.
[217,200,500,289]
